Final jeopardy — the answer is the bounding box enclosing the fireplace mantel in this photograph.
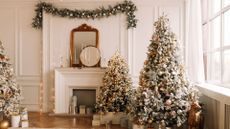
[54,67,105,113]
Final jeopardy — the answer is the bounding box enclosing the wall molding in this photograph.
[0,2,41,112]
[20,84,39,107]
[21,104,39,111]
[18,7,41,77]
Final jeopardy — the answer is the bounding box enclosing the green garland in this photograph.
[32,1,137,29]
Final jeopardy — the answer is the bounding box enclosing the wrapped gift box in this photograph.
[93,114,100,120]
[100,112,114,124]
[79,105,86,115]
[92,120,100,126]
[120,116,128,128]
[21,120,29,127]
[86,107,93,114]
[112,112,125,124]
[132,124,145,129]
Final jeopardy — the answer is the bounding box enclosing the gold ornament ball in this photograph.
[0,120,10,129]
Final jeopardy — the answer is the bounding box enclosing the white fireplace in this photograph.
[54,67,105,114]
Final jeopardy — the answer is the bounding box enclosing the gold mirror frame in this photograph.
[70,24,99,67]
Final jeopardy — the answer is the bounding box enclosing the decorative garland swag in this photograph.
[32,0,137,29]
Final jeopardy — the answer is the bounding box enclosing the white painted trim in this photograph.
[17,76,40,81]
[14,7,19,76]
[20,85,39,87]
[16,6,41,77]
[54,68,105,113]
[20,84,40,106]
[21,104,39,111]
[19,83,40,88]
[42,12,51,112]
[197,83,230,105]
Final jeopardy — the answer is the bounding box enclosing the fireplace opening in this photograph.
[72,89,96,114]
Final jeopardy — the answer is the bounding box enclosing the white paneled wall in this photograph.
[0,1,42,111]
[18,7,41,76]
[0,0,184,112]
[0,7,15,65]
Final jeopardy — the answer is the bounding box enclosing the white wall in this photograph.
[0,1,42,111]
[0,0,185,112]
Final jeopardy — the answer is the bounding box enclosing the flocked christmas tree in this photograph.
[0,41,21,118]
[128,16,198,127]
[95,51,132,113]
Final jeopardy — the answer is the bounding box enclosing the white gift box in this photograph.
[93,114,100,120]
[100,112,126,125]
[11,115,21,127]
[92,120,100,126]
[112,112,125,124]
[120,117,128,127]
[86,107,93,114]
[21,113,28,120]
[100,112,114,124]
[132,123,145,129]
[79,105,86,114]
[21,120,29,127]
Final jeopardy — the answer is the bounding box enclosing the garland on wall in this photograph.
[32,0,137,29]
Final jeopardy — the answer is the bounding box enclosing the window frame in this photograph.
[202,0,230,86]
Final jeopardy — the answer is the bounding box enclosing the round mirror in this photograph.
[80,46,100,67]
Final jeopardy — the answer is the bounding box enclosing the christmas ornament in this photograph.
[32,1,137,29]
[177,110,182,115]
[165,99,172,106]
[0,120,10,129]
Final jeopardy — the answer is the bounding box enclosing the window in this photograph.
[202,0,230,86]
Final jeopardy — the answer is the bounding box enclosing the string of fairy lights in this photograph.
[39,42,43,114]
[51,76,55,113]
[39,45,56,114]
[39,47,56,114]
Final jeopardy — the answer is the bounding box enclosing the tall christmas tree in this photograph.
[95,51,132,113]
[0,41,21,118]
[129,16,198,127]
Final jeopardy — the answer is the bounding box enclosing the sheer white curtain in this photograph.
[185,0,205,83]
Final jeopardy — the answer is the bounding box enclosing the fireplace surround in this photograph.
[54,68,105,114]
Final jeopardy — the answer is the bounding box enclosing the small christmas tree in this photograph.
[95,51,132,113]
[0,41,21,118]
[129,16,198,127]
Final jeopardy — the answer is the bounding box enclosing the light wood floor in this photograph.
[28,112,126,129]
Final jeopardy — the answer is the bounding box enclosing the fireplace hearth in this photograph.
[54,68,105,114]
